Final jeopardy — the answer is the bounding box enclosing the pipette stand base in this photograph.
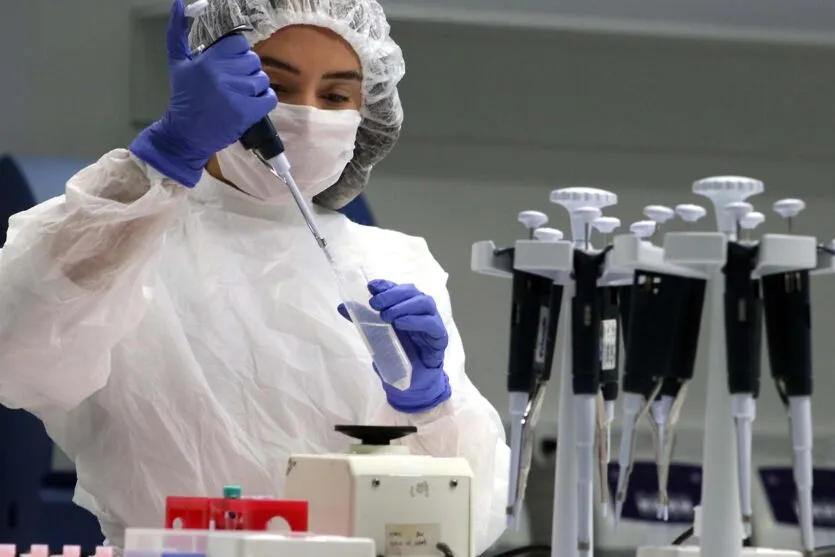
[636,547,800,557]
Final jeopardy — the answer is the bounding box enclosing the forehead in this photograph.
[254,25,362,73]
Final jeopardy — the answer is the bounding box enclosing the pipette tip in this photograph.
[657,502,669,521]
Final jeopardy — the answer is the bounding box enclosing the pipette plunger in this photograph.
[773,199,806,234]
[534,228,564,242]
[518,210,549,239]
[630,221,656,239]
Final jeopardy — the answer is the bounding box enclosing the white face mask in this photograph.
[215,104,362,204]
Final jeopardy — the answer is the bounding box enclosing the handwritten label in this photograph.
[385,524,440,556]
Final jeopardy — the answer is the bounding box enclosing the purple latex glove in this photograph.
[129,0,277,187]
[338,280,452,413]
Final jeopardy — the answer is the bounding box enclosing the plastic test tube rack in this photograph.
[611,178,833,557]
[0,546,113,557]
[472,187,634,557]
[123,529,375,557]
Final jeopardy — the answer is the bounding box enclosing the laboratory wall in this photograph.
[4,4,835,456]
[366,22,835,436]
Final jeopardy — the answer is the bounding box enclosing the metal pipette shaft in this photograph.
[255,152,336,266]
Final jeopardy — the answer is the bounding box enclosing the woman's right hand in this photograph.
[129,0,277,188]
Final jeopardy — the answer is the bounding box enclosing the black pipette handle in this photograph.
[240,118,285,160]
[507,260,557,393]
[618,284,632,350]
[669,278,706,382]
[622,271,687,397]
[202,25,286,162]
[723,243,763,396]
[539,284,564,384]
[571,251,607,395]
[762,270,813,398]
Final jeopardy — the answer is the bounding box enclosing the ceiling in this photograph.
[132,0,835,46]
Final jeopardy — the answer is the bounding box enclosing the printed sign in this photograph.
[600,319,618,371]
[608,461,702,524]
[758,467,835,528]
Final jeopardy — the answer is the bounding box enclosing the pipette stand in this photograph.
[612,227,816,557]
[473,231,576,555]
[474,232,588,556]
[472,190,632,557]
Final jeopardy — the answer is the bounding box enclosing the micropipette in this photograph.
[614,221,661,524]
[763,198,815,557]
[654,274,704,521]
[614,217,706,524]
[550,187,618,557]
[591,216,623,517]
[723,201,764,539]
[641,205,677,519]
[186,1,414,390]
[504,212,561,529]
[564,205,612,557]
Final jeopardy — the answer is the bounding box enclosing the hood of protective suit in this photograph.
[188,0,406,209]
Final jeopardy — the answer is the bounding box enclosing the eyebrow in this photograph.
[260,56,362,82]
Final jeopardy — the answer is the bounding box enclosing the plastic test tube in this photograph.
[336,266,413,390]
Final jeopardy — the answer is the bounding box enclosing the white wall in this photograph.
[0,2,28,151]
[0,1,136,157]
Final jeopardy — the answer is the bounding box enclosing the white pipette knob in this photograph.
[630,220,656,239]
[574,206,603,224]
[592,217,621,235]
[643,205,675,225]
[518,210,549,231]
[534,227,564,242]
[773,198,806,219]
[725,201,753,223]
[550,187,617,245]
[675,204,707,223]
[693,176,764,234]
[740,211,765,230]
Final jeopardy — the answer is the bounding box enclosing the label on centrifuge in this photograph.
[385,523,441,555]
[600,319,618,371]
[759,466,835,527]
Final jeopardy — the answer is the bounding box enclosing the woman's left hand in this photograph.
[337,279,452,413]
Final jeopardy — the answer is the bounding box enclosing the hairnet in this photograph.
[189,0,405,209]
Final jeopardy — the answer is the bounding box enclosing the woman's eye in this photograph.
[324,93,350,104]
[270,84,287,93]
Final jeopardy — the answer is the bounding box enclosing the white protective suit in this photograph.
[0,150,509,552]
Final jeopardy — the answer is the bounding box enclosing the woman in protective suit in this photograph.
[0,0,509,550]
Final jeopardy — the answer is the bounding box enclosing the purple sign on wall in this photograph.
[758,467,835,528]
[607,461,702,524]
